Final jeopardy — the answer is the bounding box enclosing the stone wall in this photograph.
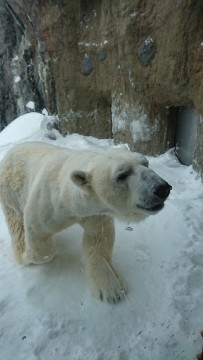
[1,0,203,176]
[0,1,45,130]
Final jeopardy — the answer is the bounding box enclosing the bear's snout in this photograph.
[137,175,172,213]
[153,182,172,200]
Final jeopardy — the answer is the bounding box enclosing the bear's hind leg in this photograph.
[20,205,56,265]
[22,222,55,265]
[2,206,25,264]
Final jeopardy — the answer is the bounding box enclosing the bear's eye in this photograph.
[141,160,149,168]
[116,166,132,182]
[117,172,129,181]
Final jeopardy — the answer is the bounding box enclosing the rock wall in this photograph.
[0,1,44,130]
[1,0,203,176]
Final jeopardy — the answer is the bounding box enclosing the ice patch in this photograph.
[112,95,158,142]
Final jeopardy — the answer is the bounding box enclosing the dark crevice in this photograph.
[175,106,199,166]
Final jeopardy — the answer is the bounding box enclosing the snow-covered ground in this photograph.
[0,113,203,360]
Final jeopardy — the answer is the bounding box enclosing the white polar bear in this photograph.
[0,142,171,303]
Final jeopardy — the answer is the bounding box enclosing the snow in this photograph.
[130,11,139,18]
[144,37,154,45]
[78,40,108,48]
[14,76,21,83]
[0,112,203,360]
[26,101,35,111]
[0,113,44,154]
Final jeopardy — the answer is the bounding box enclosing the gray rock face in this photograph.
[137,38,156,66]
[0,0,17,130]
[80,54,93,76]
[0,0,203,176]
[99,50,107,61]
[0,1,44,130]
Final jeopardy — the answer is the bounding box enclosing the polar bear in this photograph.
[0,142,171,303]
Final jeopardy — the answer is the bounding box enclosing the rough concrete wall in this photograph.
[1,0,203,175]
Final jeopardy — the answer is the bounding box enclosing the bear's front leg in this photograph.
[81,216,127,304]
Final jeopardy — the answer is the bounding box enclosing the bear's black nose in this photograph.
[154,183,172,200]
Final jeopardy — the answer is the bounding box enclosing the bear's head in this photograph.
[71,148,172,222]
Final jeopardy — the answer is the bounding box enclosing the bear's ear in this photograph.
[71,170,90,190]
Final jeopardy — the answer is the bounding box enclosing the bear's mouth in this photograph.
[137,203,164,212]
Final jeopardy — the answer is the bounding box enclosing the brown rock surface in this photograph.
[2,0,203,175]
